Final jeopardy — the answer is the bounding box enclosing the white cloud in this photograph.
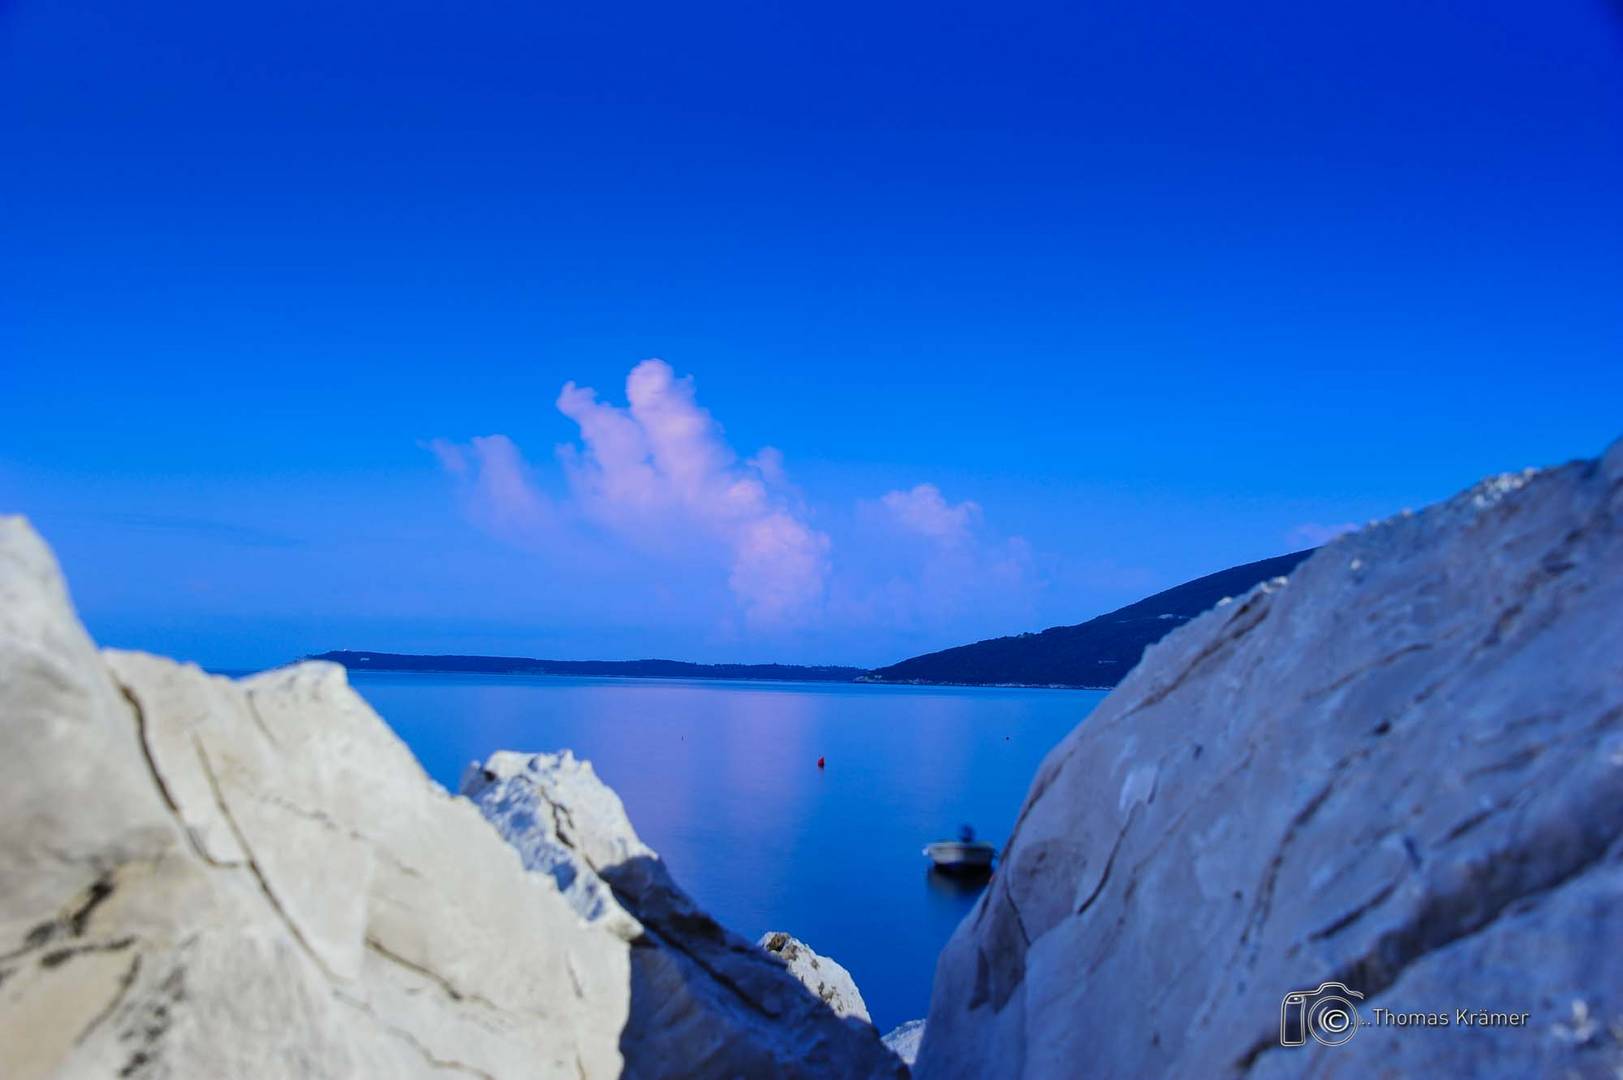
[553,360,831,626]
[431,359,1044,640]
[830,482,1041,637]
[880,483,981,545]
[423,434,553,541]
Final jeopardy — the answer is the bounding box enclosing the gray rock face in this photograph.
[0,517,629,1079]
[758,931,871,1023]
[916,440,1623,1079]
[462,751,904,1079]
[0,516,902,1079]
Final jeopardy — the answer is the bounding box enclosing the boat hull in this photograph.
[924,840,996,873]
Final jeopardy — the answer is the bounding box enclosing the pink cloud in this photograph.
[732,511,832,625]
[555,360,830,626]
[880,483,981,545]
[425,434,552,540]
[430,360,1044,640]
[424,438,468,476]
[833,483,1041,634]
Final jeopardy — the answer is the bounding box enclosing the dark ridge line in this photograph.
[306,652,869,684]
[303,548,1314,691]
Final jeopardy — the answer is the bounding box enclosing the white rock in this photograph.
[461,749,647,938]
[0,516,902,1079]
[882,1019,926,1065]
[916,438,1623,1079]
[758,931,871,1022]
[0,516,630,1079]
[461,751,904,1078]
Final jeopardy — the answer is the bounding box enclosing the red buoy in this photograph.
[816,756,826,768]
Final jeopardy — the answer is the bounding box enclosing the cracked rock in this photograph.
[915,437,1623,1079]
[0,515,900,1079]
[1,513,632,1078]
[462,751,903,1078]
[460,750,648,940]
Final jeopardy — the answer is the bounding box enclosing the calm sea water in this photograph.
[348,672,1103,1031]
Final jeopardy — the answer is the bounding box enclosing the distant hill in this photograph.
[313,549,1315,690]
[862,549,1316,688]
[308,651,867,683]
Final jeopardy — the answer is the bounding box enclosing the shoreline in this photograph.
[280,665,1114,693]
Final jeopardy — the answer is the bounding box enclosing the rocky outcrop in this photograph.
[882,1020,925,1067]
[460,750,649,938]
[462,751,902,1078]
[0,517,630,1079]
[758,932,870,1023]
[916,440,1623,1078]
[0,516,901,1079]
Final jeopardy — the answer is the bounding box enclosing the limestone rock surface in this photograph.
[460,749,648,939]
[916,440,1623,1079]
[0,516,903,1079]
[758,931,871,1023]
[0,516,629,1079]
[882,1020,926,1066]
[462,751,905,1078]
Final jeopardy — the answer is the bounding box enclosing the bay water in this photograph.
[350,672,1104,1031]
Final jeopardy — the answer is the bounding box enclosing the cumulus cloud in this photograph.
[553,360,831,626]
[830,482,1041,638]
[431,361,836,628]
[430,359,1046,643]
[880,484,980,545]
[1286,521,1359,548]
[424,434,553,541]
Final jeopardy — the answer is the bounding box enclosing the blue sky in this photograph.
[2,1,1620,669]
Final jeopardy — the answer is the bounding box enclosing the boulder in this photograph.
[916,439,1623,1079]
[463,751,904,1078]
[0,516,903,1079]
[0,516,629,1079]
[758,931,871,1023]
[882,1020,926,1066]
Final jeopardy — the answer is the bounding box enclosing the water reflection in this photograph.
[924,865,992,897]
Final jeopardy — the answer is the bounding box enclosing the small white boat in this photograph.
[924,826,996,874]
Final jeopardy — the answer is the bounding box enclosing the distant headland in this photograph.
[858,548,1315,688]
[306,651,868,683]
[311,548,1314,689]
